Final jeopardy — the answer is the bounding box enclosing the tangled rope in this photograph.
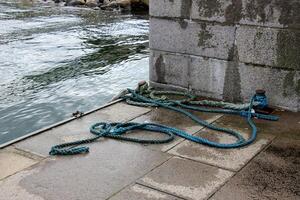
[49,82,279,155]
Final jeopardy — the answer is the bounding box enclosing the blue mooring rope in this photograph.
[49,89,279,155]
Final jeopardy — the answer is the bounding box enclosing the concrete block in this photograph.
[0,148,38,180]
[193,0,300,28]
[168,115,275,171]
[150,18,235,60]
[150,50,190,88]
[149,52,232,100]
[150,50,232,100]
[211,138,300,200]
[236,26,300,69]
[109,184,182,200]
[150,0,231,22]
[137,157,234,200]
[150,0,184,18]
[239,0,300,29]
[15,103,151,156]
[239,63,300,111]
[150,51,300,111]
[189,55,228,99]
[0,140,170,200]
[191,0,233,23]
[150,0,300,29]
[131,107,222,152]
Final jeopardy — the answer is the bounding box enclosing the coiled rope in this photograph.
[49,84,279,156]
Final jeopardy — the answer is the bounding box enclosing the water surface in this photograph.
[0,0,149,145]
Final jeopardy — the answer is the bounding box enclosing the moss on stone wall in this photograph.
[277,30,300,69]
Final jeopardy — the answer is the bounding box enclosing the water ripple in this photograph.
[0,0,149,145]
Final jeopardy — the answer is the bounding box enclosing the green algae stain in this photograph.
[223,45,242,103]
[244,0,300,28]
[277,30,300,69]
[245,0,272,23]
[296,78,300,96]
[275,0,300,29]
[197,0,221,18]
[225,0,243,24]
[256,30,263,40]
[154,54,166,84]
[180,0,192,18]
[198,24,213,47]
[283,71,295,97]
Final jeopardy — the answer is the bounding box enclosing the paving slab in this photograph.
[131,108,222,152]
[15,102,151,156]
[0,147,40,181]
[209,110,300,140]
[168,115,275,171]
[137,157,234,200]
[0,139,170,200]
[254,110,300,140]
[109,184,183,200]
[210,138,300,200]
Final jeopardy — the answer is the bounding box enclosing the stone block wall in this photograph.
[149,0,300,111]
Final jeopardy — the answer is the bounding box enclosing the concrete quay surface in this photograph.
[0,101,299,200]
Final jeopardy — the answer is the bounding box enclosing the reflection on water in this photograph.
[0,0,149,145]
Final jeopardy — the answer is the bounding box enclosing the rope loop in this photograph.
[49,82,279,156]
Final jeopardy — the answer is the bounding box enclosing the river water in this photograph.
[0,0,149,145]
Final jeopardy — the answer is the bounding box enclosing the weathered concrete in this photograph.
[109,184,182,200]
[210,138,300,200]
[150,50,300,111]
[138,157,234,200]
[150,18,236,60]
[236,26,300,69]
[239,63,300,111]
[150,0,300,29]
[150,51,190,87]
[15,102,151,156]
[149,0,183,18]
[0,140,170,200]
[131,107,222,152]
[189,55,228,100]
[0,148,39,180]
[149,0,300,111]
[168,115,275,171]
[254,110,300,140]
[0,101,299,200]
